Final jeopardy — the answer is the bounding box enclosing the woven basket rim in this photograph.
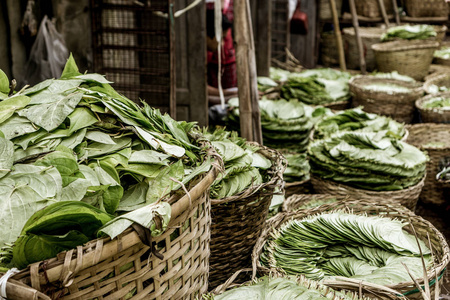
[415,92,450,112]
[372,40,440,52]
[423,72,450,94]
[253,199,450,296]
[211,142,287,206]
[405,123,450,149]
[284,178,309,188]
[342,26,386,38]
[349,76,423,96]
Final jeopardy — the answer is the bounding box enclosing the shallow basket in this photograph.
[253,199,450,299]
[423,72,450,94]
[355,0,393,18]
[404,0,449,18]
[349,76,424,123]
[372,40,440,81]
[3,154,220,299]
[415,92,450,123]
[310,175,425,211]
[208,143,286,290]
[405,123,450,205]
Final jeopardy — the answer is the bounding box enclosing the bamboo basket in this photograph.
[208,144,286,290]
[405,123,450,205]
[372,40,440,81]
[349,76,424,123]
[404,0,449,18]
[355,0,394,18]
[423,72,450,94]
[2,151,221,299]
[310,175,425,211]
[343,27,386,71]
[415,92,450,123]
[253,199,450,299]
[319,0,343,20]
[320,31,339,67]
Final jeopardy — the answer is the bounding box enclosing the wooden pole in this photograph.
[377,0,390,27]
[349,0,366,74]
[329,0,346,71]
[392,0,400,25]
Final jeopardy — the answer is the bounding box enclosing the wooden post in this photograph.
[329,0,346,71]
[392,0,400,25]
[349,0,366,74]
[377,0,389,27]
[256,0,271,76]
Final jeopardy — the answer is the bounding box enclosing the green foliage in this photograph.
[381,25,436,41]
[422,96,450,109]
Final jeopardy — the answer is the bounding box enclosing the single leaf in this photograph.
[75,74,113,84]
[23,79,54,95]
[0,69,9,94]
[85,130,116,145]
[60,54,81,79]
[0,137,14,179]
[145,160,184,204]
[134,126,185,158]
[128,150,170,165]
[67,107,98,135]
[0,115,38,140]
[28,80,84,105]
[60,128,87,149]
[86,136,131,158]
[0,95,31,123]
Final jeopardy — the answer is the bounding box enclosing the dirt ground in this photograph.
[414,201,450,297]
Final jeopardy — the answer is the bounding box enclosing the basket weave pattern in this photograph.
[343,27,385,71]
[253,199,450,299]
[355,0,393,18]
[405,0,449,18]
[423,72,450,95]
[208,144,286,290]
[416,92,450,123]
[406,123,450,205]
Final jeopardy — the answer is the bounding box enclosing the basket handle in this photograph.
[211,268,253,295]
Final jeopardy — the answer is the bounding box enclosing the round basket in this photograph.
[343,27,386,71]
[349,76,424,123]
[208,143,286,290]
[433,25,448,44]
[404,0,449,18]
[415,92,450,123]
[3,148,221,300]
[372,40,440,81]
[319,0,343,20]
[405,123,450,205]
[310,175,425,211]
[282,193,347,212]
[355,0,393,18]
[423,72,450,94]
[253,199,450,299]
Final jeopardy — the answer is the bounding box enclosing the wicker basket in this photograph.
[319,0,343,20]
[433,25,448,44]
[3,155,220,299]
[405,123,450,205]
[372,40,440,81]
[349,76,424,123]
[423,72,450,94]
[404,0,449,18]
[284,179,313,199]
[310,175,425,211]
[416,92,450,123]
[253,199,450,299]
[355,0,394,18]
[343,27,386,71]
[208,144,286,290]
[320,31,339,67]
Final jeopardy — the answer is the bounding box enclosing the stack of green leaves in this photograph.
[308,131,427,191]
[204,275,367,300]
[371,71,415,82]
[270,67,290,83]
[227,98,330,151]
[0,56,213,269]
[280,68,352,105]
[314,107,406,140]
[261,211,431,286]
[257,76,278,92]
[283,153,310,183]
[434,47,450,60]
[381,25,436,42]
[202,128,272,199]
[422,96,450,110]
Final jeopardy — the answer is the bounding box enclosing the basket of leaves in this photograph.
[423,72,450,94]
[415,92,450,123]
[308,131,427,210]
[0,57,221,299]
[253,199,450,299]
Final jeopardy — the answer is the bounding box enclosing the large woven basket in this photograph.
[3,153,220,299]
[343,27,386,71]
[349,76,424,123]
[415,92,450,123]
[405,123,450,205]
[253,199,450,299]
[423,72,450,94]
[404,0,449,18]
[372,40,440,81]
[355,0,394,18]
[208,144,286,290]
[310,175,425,211]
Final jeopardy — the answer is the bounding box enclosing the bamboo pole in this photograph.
[377,0,390,27]
[329,0,346,71]
[348,0,366,74]
[392,0,400,25]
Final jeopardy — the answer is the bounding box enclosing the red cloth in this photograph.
[207,60,237,89]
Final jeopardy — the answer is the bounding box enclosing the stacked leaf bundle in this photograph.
[308,131,427,191]
[283,152,310,183]
[314,107,406,140]
[0,57,214,270]
[280,68,352,106]
[227,98,330,151]
[381,25,437,42]
[261,211,432,286]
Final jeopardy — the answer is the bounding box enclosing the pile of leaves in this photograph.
[261,211,432,286]
[257,76,278,93]
[280,68,352,105]
[371,71,415,82]
[227,98,330,151]
[201,128,273,199]
[283,152,310,183]
[0,56,213,269]
[314,107,406,140]
[381,25,436,42]
[421,96,450,110]
[270,67,290,83]
[308,131,427,191]
[434,47,450,60]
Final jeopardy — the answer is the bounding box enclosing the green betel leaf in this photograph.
[86,136,131,158]
[67,107,98,135]
[85,130,116,145]
[75,74,113,84]
[0,95,31,124]
[60,53,81,79]
[18,91,83,131]
[0,115,38,140]
[28,79,83,105]
[0,137,14,179]
[128,150,170,165]
[133,126,185,158]
[145,160,184,205]
[0,69,9,95]
[34,151,80,187]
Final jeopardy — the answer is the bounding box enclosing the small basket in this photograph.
[372,40,440,81]
[3,152,220,299]
[415,92,450,123]
[208,144,286,290]
[405,123,450,205]
[349,76,424,123]
[404,0,449,18]
[343,27,386,71]
[253,199,450,299]
[282,193,346,212]
[355,0,394,18]
[423,72,450,94]
[310,175,425,211]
